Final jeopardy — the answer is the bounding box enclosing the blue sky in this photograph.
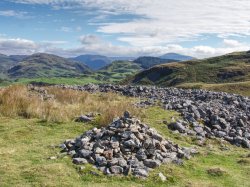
[0,0,250,58]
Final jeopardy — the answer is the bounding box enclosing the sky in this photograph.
[0,0,250,58]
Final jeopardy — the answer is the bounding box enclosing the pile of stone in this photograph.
[61,112,196,177]
[55,84,250,149]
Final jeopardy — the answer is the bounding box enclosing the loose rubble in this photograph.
[61,112,196,177]
[53,84,250,149]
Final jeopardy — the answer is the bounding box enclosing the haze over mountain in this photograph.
[72,55,111,70]
[7,53,92,79]
[159,53,194,61]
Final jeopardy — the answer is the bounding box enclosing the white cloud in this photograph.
[80,34,101,44]
[0,38,38,55]
[11,0,250,48]
[223,39,242,47]
[0,10,28,18]
[0,35,249,58]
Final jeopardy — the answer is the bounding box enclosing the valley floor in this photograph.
[0,107,249,187]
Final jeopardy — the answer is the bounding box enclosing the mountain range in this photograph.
[7,53,92,78]
[0,52,193,79]
[1,51,250,96]
[70,53,193,71]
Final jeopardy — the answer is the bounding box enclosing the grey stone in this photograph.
[96,156,107,167]
[143,159,161,168]
[133,168,149,178]
[73,158,88,165]
[110,166,124,174]
[79,149,92,158]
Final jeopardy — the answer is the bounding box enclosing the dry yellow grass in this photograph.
[0,85,144,124]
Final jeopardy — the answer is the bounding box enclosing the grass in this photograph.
[0,108,249,187]
[0,75,105,87]
[0,85,249,186]
[0,85,143,124]
[178,81,250,96]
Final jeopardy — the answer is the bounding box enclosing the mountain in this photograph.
[0,53,20,78]
[109,57,136,62]
[8,53,92,79]
[159,53,194,61]
[9,55,28,62]
[72,54,111,70]
[133,56,178,69]
[96,61,142,82]
[127,51,250,86]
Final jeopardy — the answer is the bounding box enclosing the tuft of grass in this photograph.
[0,85,143,123]
[207,168,226,177]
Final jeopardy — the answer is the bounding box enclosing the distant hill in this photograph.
[159,53,194,61]
[9,55,28,62]
[8,53,92,78]
[109,57,136,62]
[96,61,142,82]
[127,51,250,86]
[133,56,177,69]
[72,54,111,70]
[0,54,20,78]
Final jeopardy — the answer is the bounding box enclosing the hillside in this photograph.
[159,53,194,61]
[134,56,177,69]
[72,54,111,70]
[0,54,19,78]
[129,51,250,87]
[96,60,142,82]
[8,53,92,79]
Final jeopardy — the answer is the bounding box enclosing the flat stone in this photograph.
[143,159,161,168]
[73,158,88,165]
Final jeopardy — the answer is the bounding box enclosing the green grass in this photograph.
[178,81,250,96]
[0,76,107,87]
[0,107,249,187]
[96,61,142,83]
[13,76,103,85]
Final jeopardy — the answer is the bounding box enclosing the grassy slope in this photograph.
[0,106,249,187]
[178,81,250,96]
[96,61,142,83]
[129,51,250,87]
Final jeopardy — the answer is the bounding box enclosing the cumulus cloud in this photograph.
[80,34,101,44]
[0,38,38,55]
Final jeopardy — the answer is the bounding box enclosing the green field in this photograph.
[0,86,249,187]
